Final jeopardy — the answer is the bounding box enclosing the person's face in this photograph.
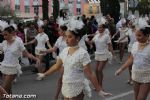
[30,24,34,28]
[135,30,148,43]
[38,27,44,33]
[3,31,13,40]
[65,31,79,46]
[98,25,105,33]
[44,20,48,25]
[58,28,64,36]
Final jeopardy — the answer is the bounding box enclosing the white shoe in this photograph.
[13,78,17,83]
[36,76,43,81]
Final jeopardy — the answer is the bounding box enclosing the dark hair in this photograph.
[69,28,84,40]
[60,25,67,31]
[99,24,106,28]
[140,27,150,36]
[38,25,45,29]
[9,26,15,31]
[4,26,15,34]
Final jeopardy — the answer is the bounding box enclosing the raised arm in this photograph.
[24,39,36,46]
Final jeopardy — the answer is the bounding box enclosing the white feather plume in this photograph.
[37,19,44,27]
[0,20,9,31]
[67,16,84,30]
[57,17,65,26]
[138,17,149,29]
[76,19,84,30]
[98,17,106,26]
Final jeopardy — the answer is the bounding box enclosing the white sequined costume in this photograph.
[58,47,91,98]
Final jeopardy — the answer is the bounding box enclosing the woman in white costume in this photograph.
[43,25,68,100]
[88,24,114,89]
[37,29,112,99]
[0,26,40,94]
[25,25,52,73]
[116,27,150,100]
[117,23,137,84]
[113,19,129,63]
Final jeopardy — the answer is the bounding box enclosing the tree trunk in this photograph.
[42,0,49,20]
[53,0,59,22]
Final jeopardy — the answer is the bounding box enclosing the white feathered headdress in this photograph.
[138,17,149,29]
[67,16,84,30]
[37,19,44,27]
[0,20,9,31]
[98,16,106,26]
[57,17,65,26]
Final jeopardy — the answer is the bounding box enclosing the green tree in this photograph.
[42,0,49,20]
[136,0,150,15]
[100,0,120,23]
[0,5,11,16]
[53,0,59,21]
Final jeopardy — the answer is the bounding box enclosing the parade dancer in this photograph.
[37,29,112,100]
[115,26,150,100]
[117,22,137,84]
[113,19,129,63]
[87,23,115,90]
[0,26,40,94]
[25,25,51,73]
[43,25,68,100]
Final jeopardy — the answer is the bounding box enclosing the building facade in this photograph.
[9,0,100,18]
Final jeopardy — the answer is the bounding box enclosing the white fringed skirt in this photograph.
[0,64,22,75]
[132,67,150,83]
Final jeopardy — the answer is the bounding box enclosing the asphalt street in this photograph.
[3,52,150,100]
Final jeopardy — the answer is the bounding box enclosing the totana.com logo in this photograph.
[88,0,100,3]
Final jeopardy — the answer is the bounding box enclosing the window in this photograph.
[15,0,20,12]
[15,0,20,5]
[15,5,20,12]
[77,8,81,15]
[96,5,99,13]
[25,5,30,13]
[89,5,93,14]
[77,0,81,3]
[68,0,73,4]
[24,0,30,13]
[34,7,38,14]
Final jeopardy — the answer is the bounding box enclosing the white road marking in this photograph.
[105,90,134,100]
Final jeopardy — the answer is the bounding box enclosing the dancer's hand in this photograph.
[36,58,41,66]
[40,50,47,55]
[36,73,45,80]
[98,90,112,97]
[115,68,122,76]
[113,55,117,61]
[114,40,119,44]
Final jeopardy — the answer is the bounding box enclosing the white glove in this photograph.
[98,90,112,97]
[36,73,45,80]
[114,40,119,43]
